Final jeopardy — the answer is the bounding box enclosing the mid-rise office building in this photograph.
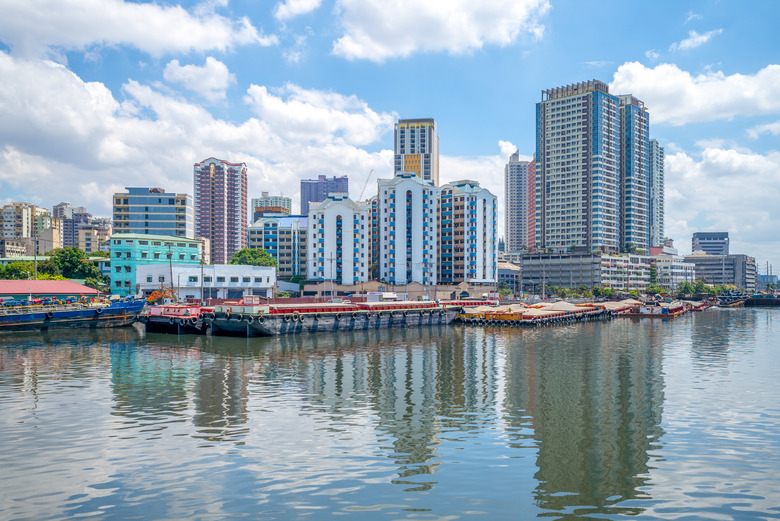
[307,193,370,285]
[251,192,292,221]
[438,180,497,285]
[649,139,665,247]
[109,233,203,296]
[193,157,248,264]
[394,118,439,186]
[248,215,308,281]
[504,152,535,252]
[684,252,756,291]
[378,173,439,286]
[619,95,650,252]
[113,187,194,238]
[691,232,729,256]
[300,175,349,215]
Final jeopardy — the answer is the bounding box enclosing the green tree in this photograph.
[2,261,35,280]
[677,281,694,295]
[48,247,102,279]
[84,276,110,292]
[693,280,708,295]
[229,248,278,268]
[766,282,777,292]
[645,283,665,296]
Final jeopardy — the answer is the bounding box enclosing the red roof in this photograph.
[0,280,100,296]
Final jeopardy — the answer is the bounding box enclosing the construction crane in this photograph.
[359,169,374,200]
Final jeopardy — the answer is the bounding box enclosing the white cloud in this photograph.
[0,0,276,59]
[669,29,723,52]
[747,121,780,139]
[244,83,395,146]
[441,141,526,239]
[0,51,394,216]
[645,50,660,60]
[274,0,322,20]
[665,146,780,263]
[610,62,780,126]
[163,57,235,101]
[331,0,550,62]
[584,60,610,68]
[685,12,703,24]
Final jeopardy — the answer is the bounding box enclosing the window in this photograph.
[154,253,160,259]
[230,277,238,283]
[188,276,198,282]
[124,252,131,258]
[141,252,148,258]
[179,254,185,260]
[158,276,165,282]
[204,276,212,282]
[254,277,262,283]
[115,266,121,273]
[146,276,153,282]
[124,266,131,273]
[114,251,121,258]
[242,277,250,283]
[216,276,225,282]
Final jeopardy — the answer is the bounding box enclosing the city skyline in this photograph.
[0,1,778,271]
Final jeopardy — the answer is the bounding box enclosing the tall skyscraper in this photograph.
[619,95,650,252]
[536,80,652,254]
[504,152,535,252]
[193,157,248,264]
[394,118,439,186]
[300,175,349,215]
[649,139,665,247]
[113,187,194,238]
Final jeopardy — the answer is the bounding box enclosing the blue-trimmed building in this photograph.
[377,174,439,286]
[438,180,497,285]
[109,233,202,296]
[248,214,308,281]
[113,187,194,238]
[619,95,650,252]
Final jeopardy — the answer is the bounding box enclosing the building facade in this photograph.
[691,232,729,256]
[251,192,292,221]
[394,118,439,186]
[136,264,275,301]
[113,187,194,238]
[504,152,535,252]
[248,215,308,281]
[438,180,497,285]
[300,175,349,216]
[78,218,113,254]
[307,193,370,285]
[619,95,650,252]
[109,233,202,296]
[193,157,248,264]
[684,253,756,291]
[378,174,439,286]
[649,139,665,247]
[536,80,654,255]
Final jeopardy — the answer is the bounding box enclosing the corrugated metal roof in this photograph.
[0,280,99,295]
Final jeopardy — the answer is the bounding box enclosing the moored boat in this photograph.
[0,296,145,333]
[137,303,211,335]
[200,296,461,337]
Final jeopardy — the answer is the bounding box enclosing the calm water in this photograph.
[1,309,779,520]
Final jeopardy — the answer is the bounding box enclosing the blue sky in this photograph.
[1,0,778,273]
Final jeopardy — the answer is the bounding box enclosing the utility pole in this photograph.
[167,243,174,299]
[200,241,205,305]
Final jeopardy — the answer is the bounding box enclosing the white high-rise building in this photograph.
[394,118,439,186]
[378,173,439,286]
[619,95,650,252]
[438,180,497,284]
[504,151,534,252]
[649,139,665,247]
[307,193,370,285]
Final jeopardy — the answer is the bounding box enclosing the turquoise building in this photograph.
[109,233,202,296]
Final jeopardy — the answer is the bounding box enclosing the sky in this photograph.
[0,0,778,274]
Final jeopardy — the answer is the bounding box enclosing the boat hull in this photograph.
[0,300,145,333]
[206,307,460,337]
[142,315,208,335]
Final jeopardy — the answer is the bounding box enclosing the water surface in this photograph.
[1,308,779,520]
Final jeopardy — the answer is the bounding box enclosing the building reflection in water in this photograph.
[501,320,667,517]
